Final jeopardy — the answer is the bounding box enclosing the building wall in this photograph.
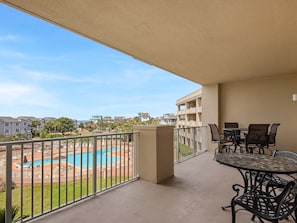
[176,89,202,128]
[219,73,297,151]
[201,84,219,152]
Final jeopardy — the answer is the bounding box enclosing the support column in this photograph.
[133,125,174,184]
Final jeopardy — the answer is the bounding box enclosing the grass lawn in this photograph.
[0,176,126,218]
[174,141,194,161]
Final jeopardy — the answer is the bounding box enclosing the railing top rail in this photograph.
[174,126,207,130]
[0,131,135,146]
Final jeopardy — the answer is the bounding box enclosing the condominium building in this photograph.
[176,88,202,128]
[0,116,32,137]
[0,116,57,138]
[158,113,177,125]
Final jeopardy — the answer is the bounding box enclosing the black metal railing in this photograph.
[0,132,138,223]
[174,126,207,163]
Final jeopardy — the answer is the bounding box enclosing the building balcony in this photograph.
[2,125,212,223]
[186,107,197,114]
[177,110,185,115]
[29,152,252,223]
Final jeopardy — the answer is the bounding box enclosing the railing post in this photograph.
[176,129,180,162]
[5,144,12,223]
[92,136,97,196]
[133,125,174,184]
[193,127,197,155]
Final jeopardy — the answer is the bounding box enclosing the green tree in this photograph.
[40,117,75,137]
[29,120,41,137]
[55,117,75,134]
[78,122,85,128]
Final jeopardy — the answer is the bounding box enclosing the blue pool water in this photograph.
[22,148,121,169]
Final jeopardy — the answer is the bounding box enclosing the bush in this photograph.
[0,205,28,223]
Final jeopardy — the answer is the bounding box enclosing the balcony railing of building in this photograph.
[1,132,138,223]
[1,126,207,223]
[174,126,207,163]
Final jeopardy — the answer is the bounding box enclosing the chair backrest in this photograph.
[234,179,297,221]
[268,123,280,145]
[276,180,297,220]
[273,150,297,163]
[224,122,240,139]
[224,122,239,128]
[208,124,220,142]
[246,124,270,145]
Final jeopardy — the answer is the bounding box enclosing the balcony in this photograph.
[1,126,210,223]
[29,152,253,223]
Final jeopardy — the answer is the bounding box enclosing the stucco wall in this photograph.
[219,73,297,151]
[201,84,219,152]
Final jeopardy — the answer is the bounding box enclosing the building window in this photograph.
[5,123,9,126]
[16,123,19,126]
[16,129,20,132]
[5,130,9,133]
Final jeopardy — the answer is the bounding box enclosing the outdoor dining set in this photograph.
[209,123,297,223]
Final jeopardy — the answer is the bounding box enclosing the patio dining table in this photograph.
[216,152,297,222]
[215,152,297,216]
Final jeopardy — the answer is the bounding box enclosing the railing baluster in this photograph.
[58,140,61,208]
[105,136,108,189]
[41,141,44,214]
[5,144,12,223]
[100,136,103,191]
[20,144,24,223]
[86,137,89,196]
[110,136,113,187]
[1,132,139,222]
[31,142,34,218]
[92,136,97,196]
[80,138,82,199]
[115,134,118,185]
[73,139,76,202]
[50,140,53,211]
[66,139,68,205]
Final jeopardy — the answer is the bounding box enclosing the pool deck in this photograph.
[2,144,132,186]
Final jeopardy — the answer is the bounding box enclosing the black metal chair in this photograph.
[224,122,245,152]
[244,124,270,154]
[224,122,239,139]
[208,124,233,153]
[232,180,297,223]
[265,123,280,154]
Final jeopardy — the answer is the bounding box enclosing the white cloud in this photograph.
[0,82,59,108]
[0,35,18,42]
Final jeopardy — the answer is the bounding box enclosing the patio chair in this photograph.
[231,180,297,223]
[224,122,244,152]
[208,124,233,153]
[244,124,270,154]
[265,123,280,154]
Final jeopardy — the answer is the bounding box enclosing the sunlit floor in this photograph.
[30,152,293,223]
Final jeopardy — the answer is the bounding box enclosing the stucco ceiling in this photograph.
[1,0,297,85]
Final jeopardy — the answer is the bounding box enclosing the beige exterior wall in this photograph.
[201,84,219,152]
[218,73,297,151]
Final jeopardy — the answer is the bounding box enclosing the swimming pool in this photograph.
[22,148,121,169]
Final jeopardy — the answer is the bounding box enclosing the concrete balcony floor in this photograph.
[30,152,291,223]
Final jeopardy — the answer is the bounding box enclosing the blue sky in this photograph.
[0,4,200,120]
